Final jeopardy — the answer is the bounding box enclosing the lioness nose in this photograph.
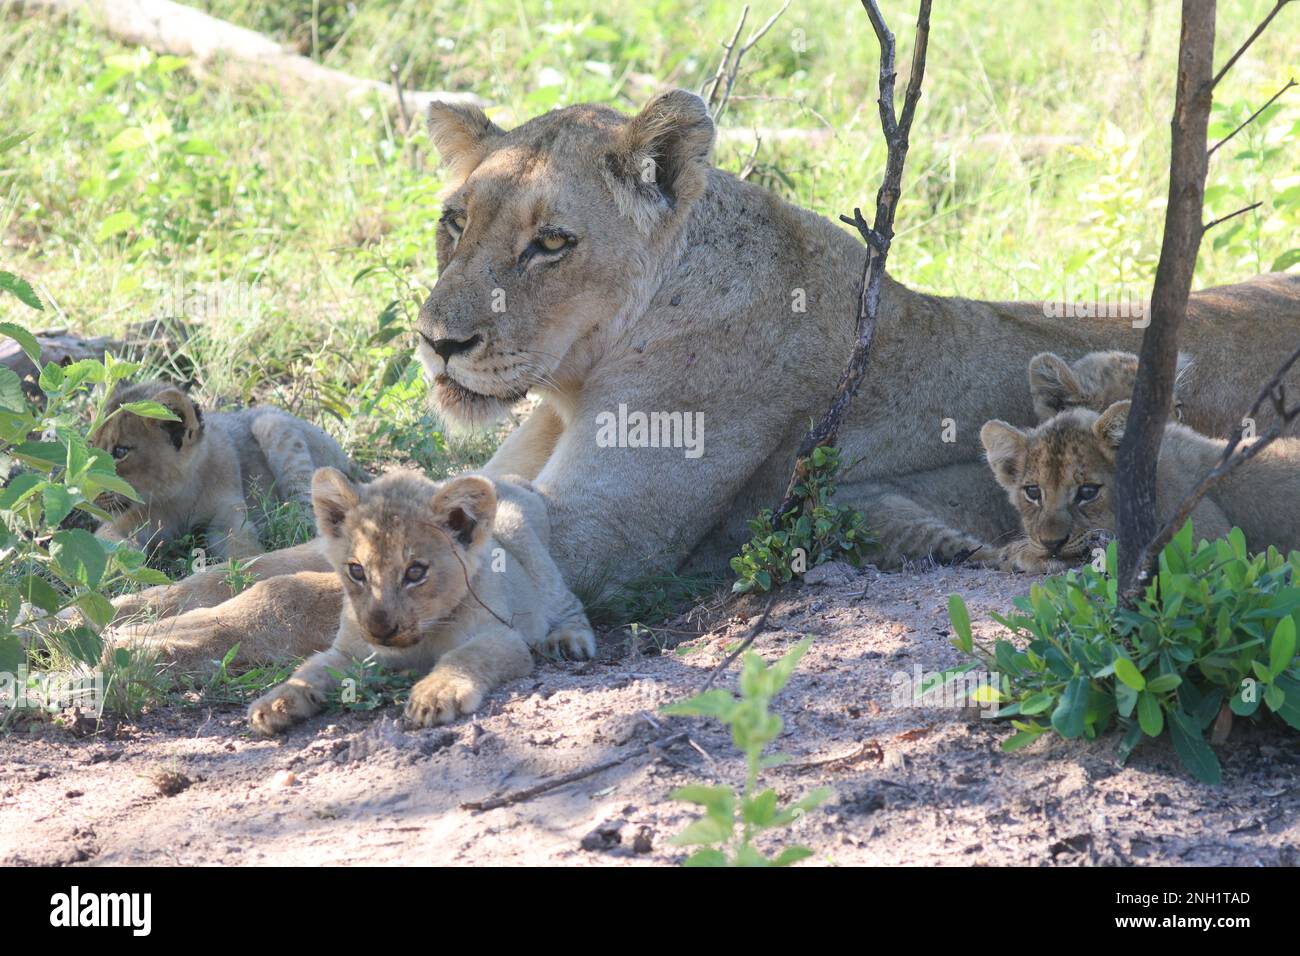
[426,333,482,362]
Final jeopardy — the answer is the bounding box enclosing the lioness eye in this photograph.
[539,233,568,252]
[404,562,428,585]
[112,445,131,460]
[347,563,366,583]
[1023,485,1042,503]
[1076,484,1101,503]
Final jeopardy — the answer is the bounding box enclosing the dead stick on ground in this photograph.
[700,595,776,690]
[774,0,931,519]
[460,732,689,812]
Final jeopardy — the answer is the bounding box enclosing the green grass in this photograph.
[2,1,1297,715]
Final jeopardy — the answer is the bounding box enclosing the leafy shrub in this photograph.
[0,316,170,688]
[661,636,829,866]
[949,523,1300,784]
[731,445,873,593]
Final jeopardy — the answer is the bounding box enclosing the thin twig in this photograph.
[460,732,689,812]
[1203,200,1263,233]
[1210,0,1294,92]
[700,595,776,690]
[1208,78,1296,157]
[426,524,512,628]
[703,1,791,122]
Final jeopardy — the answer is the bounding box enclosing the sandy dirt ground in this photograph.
[2,563,1298,866]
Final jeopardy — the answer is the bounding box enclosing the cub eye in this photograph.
[1076,484,1101,503]
[404,562,428,585]
[347,563,366,583]
[1023,485,1042,503]
[112,445,131,461]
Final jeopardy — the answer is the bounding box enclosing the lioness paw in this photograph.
[248,683,320,736]
[405,670,485,727]
[540,622,596,660]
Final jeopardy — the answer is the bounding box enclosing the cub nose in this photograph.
[1044,535,1070,556]
[425,333,482,362]
[367,610,398,644]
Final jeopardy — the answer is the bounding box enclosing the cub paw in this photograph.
[540,622,596,660]
[248,682,320,736]
[404,669,485,727]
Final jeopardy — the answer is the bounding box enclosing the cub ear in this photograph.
[605,89,715,232]
[426,101,505,185]
[431,475,498,548]
[311,467,360,539]
[1093,401,1131,453]
[151,386,203,451]
[1028,352,1084,421]
[980,420,1028,487]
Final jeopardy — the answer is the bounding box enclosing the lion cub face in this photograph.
[312,468,497,649]
[89,381,205,511]
[980,403,1129,565]
[1028,350,1190,422]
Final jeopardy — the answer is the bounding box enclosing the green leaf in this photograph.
[1146,673,1183,694]
[661,689,735,720]
[948,594,973,653]
[76,591,115,630]
[0,367,26,412]
[18,574,62,615]
[770,846,815,867]
[766,635,813,696]
[1168,708,1222,784]
[0,271,42,310]
[60,625,104,667]
[42,485,75,527]
[95,210,139,242]
[1269,616,1296,679]
[682,848,729,867]
[0,321,42,362]
[1051,676,1089,739]
[671,814,732,846]
[0,633,23,673]
[1113,657,1146,691]
[1137,691,1164,737]
[50,529,109,589]
[118,400,180,421]
[1270,248,1300,273]
[743,788,778,827]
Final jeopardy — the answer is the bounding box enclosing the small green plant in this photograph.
[949,523,1300,784]
[661,636,829,866]
[223,557,257,596]
[730,445,873,594]
[326,653,419,713]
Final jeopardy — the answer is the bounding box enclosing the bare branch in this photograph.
[703,5,750,113]
[702,2,791,123]
[1210,0,1294,91]
[700,595,775,691]
[1208,77,1296,157]
[773,0,931,519]
[1203,200,1263,233]
[1128,343,1300,579]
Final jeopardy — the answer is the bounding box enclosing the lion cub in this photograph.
[1027,349,1191,423]
[90,380,359,560]
[247,468,595,734]
[982,353,1300,570]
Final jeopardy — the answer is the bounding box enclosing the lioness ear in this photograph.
[426,101,505,185]
[605,89,715,232]
[980,420,1028,486]
[431,475,497,548]
[151,386,203,451]
[1028,352,1084,421]
[1093,401,1131,453]
[312,467,359,539]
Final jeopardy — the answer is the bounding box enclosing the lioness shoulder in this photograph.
[247,468,595,734]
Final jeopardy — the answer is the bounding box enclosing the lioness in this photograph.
[981,399,1300,571]
[247,468,595,734]
[106,90,1300,665]
[91,380,359,559]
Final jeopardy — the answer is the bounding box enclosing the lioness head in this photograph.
[415,90,716,426]
[980,401,1129,564]
[1028,350,1191,422]
[311,467,497,648]
[89,380,205,512]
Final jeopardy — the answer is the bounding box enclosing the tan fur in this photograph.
[91,380,359,560]
[246,469,594,734]
[982,399,1300,571]
[1028,350,1192,422]
[114,92,1300,664]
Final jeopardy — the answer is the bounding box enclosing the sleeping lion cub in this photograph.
[982,353,1300,571]
[91,380,359,560]
[1027,349,1191,423]
[247,468,595,734]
